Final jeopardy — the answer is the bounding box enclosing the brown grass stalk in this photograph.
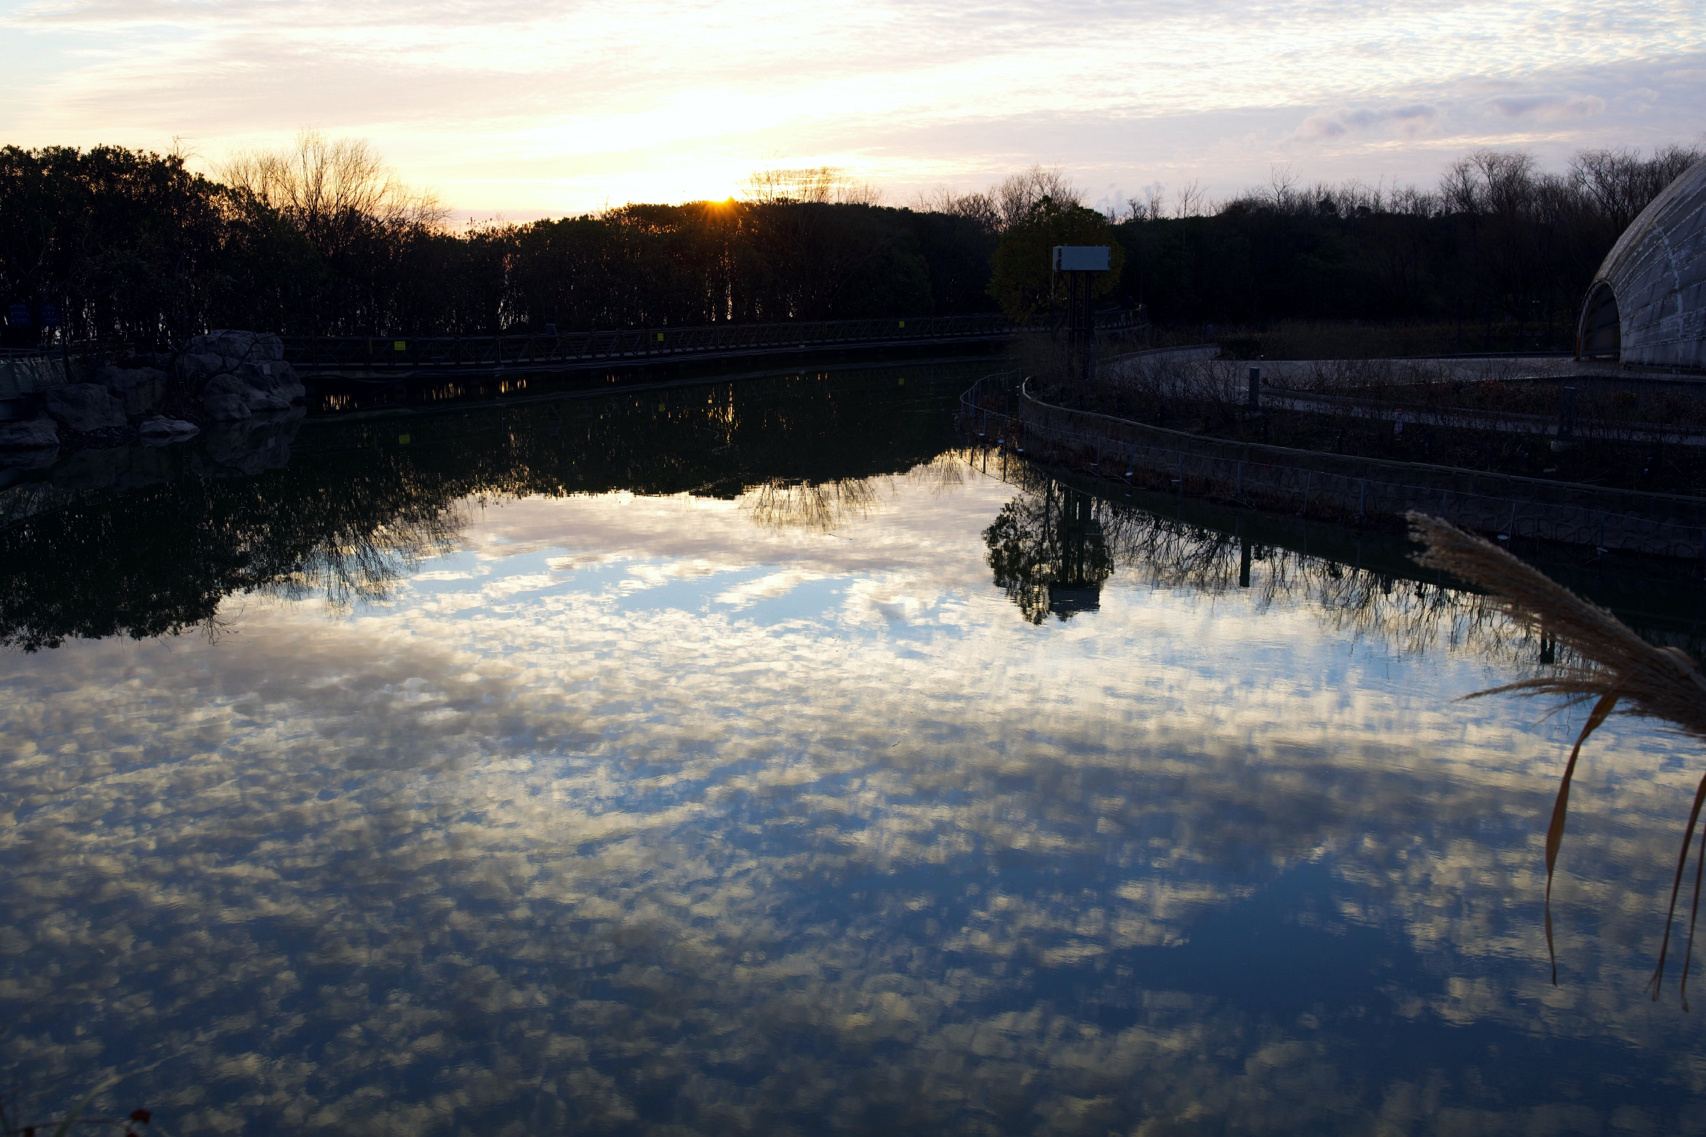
[1408,512,1706,1004]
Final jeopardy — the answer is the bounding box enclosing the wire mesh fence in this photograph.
[958,370,1706,562]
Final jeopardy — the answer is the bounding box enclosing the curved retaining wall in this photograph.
[959,373,1706,560]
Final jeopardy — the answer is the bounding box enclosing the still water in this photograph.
[2,365,1704,1134]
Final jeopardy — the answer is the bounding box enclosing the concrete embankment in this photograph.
[963,372,1706,560]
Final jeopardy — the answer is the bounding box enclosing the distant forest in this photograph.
[0,134,1698,347]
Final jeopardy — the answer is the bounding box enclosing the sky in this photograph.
[1,1,1704,222]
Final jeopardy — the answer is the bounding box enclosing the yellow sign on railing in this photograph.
[394,340,407,351]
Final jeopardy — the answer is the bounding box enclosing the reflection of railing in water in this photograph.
[958,371,1706,561]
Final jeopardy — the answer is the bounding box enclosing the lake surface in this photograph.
[2,364,1704,1134]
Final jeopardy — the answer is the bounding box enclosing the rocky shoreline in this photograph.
[0,329,307,468]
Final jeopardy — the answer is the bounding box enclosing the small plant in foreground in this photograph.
[1410,512,1706,1005]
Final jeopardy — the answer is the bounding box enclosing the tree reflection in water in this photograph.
[983,483,1113,623]
[0,366,967,650]
[974,460,1667,673]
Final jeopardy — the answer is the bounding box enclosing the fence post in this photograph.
[1303,470,1313,516]
[1358,479,1366,517]
[1556,386,1578,448]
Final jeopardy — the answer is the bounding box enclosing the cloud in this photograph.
[1290,103,1439,142]
[1,0,1698,211]
[712,568,825,609]
[1486,93,1608,121]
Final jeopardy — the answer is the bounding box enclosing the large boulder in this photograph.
[0,417,59,451]
[138,416,199,443]
[234,358,305,403]
[176,341,305,405]
[97,364,168,417]
[177,352,232,385]
[189,329,284,363]
[205,374,291,413]
[44,384,127,432]
[203,390,251,422]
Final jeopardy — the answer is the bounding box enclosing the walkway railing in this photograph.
[283,311,1148,373]
[958,370,1706,561]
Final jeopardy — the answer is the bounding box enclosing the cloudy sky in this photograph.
[2,0,1702,216]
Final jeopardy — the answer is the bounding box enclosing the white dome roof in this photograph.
[1580,157,1706,370]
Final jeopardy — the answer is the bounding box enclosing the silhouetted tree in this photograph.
[988,197,1125,323]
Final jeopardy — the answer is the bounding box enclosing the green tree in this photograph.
[987,196,1124,323]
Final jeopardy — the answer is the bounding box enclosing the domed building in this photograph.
[1579,156,1706,370]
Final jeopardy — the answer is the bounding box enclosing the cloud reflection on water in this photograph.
[2,456,1704,1134]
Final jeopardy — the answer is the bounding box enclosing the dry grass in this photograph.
[1409,512,1706,1004]
[1215,319,1570,360]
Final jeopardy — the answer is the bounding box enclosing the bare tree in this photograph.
[743,166,882,205]
[993,165,1082,229]
[916,186,1001,232]
[1173,179,1206,218]
[1571,144,1706,231]
[1267,163,1299,211]
[220,130,446,251]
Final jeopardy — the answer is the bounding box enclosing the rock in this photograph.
[44,384,128,432]
[205,374,290,412]
[177,352,231,385]
[0,417,59,450]
[203,391,252,421]
[173,333,305,406]
[234,359,306,403]
[97,365,168,417]
[188,329,284,363]
[137,416,199,443]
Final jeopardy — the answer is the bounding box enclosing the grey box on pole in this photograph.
[1053,246,1111,271]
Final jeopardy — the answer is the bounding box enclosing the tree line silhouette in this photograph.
[1,134,1697,348]
[1105,147,1704,346]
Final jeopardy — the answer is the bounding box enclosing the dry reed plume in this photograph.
[1409,512,1706,1005]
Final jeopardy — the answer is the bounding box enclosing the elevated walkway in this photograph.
[284,311,1148,379]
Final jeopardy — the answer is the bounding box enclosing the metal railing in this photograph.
[958,371,1706,561]
[282,310,1147,372]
